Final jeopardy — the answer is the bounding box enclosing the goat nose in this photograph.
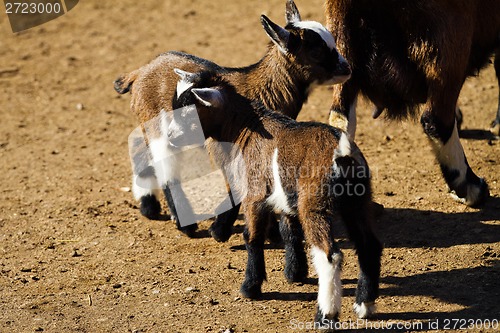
[337,60,351,76]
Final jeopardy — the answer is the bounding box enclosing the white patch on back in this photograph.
[176,78,194,98]
[311,246,343,317]
[293,21,336,50]
[266,148,293,214]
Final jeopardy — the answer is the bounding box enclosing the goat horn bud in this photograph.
[173,68,198,83]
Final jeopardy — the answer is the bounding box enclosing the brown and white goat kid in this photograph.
[114,0,350,239]
[326,0,500,207]
[168,70,383,326]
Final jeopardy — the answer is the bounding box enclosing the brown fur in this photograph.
[325,0,498,207]
[114,1,350,233]
[115,1,346,134]
[116,38,337,134]
[326,0,500,121]
[170,72,381,322]
[172,71,368,255]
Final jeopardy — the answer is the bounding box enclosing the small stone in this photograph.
[76,103,84,111]
[185,287,199,293]
[112,283,122,289]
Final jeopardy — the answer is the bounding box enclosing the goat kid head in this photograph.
[168,69,230,146]
[261,0,351,85]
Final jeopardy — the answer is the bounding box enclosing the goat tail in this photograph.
[114,69,139,94]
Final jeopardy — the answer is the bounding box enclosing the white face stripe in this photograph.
[176,78,194,98]
[266,148,293,214]
[293,21,336,50]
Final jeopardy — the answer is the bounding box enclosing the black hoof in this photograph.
[140,194,161,220]
[314,307,339,332]
[209,222,233,242]
[240,281,262,299]
[450,177,490,208]
[466,178,490,208]
[178,222,198,238]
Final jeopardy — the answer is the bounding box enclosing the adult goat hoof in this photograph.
[209,222,232,242]
[240,281,262,299]
[450,178,489,208]
[177,222,198,238]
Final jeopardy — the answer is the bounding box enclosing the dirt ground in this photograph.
[1,1,499,332]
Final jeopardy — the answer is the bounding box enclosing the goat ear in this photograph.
[260,15,290,54]
[173,68,198,83]
[191,88,223,108]
[285,0,301,24]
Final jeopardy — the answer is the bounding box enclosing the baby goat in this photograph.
[168,70,382,327]
[114,0,350,239]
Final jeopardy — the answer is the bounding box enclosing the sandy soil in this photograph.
[0,1,499,332]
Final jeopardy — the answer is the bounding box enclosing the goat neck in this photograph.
[231,47,308,119]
